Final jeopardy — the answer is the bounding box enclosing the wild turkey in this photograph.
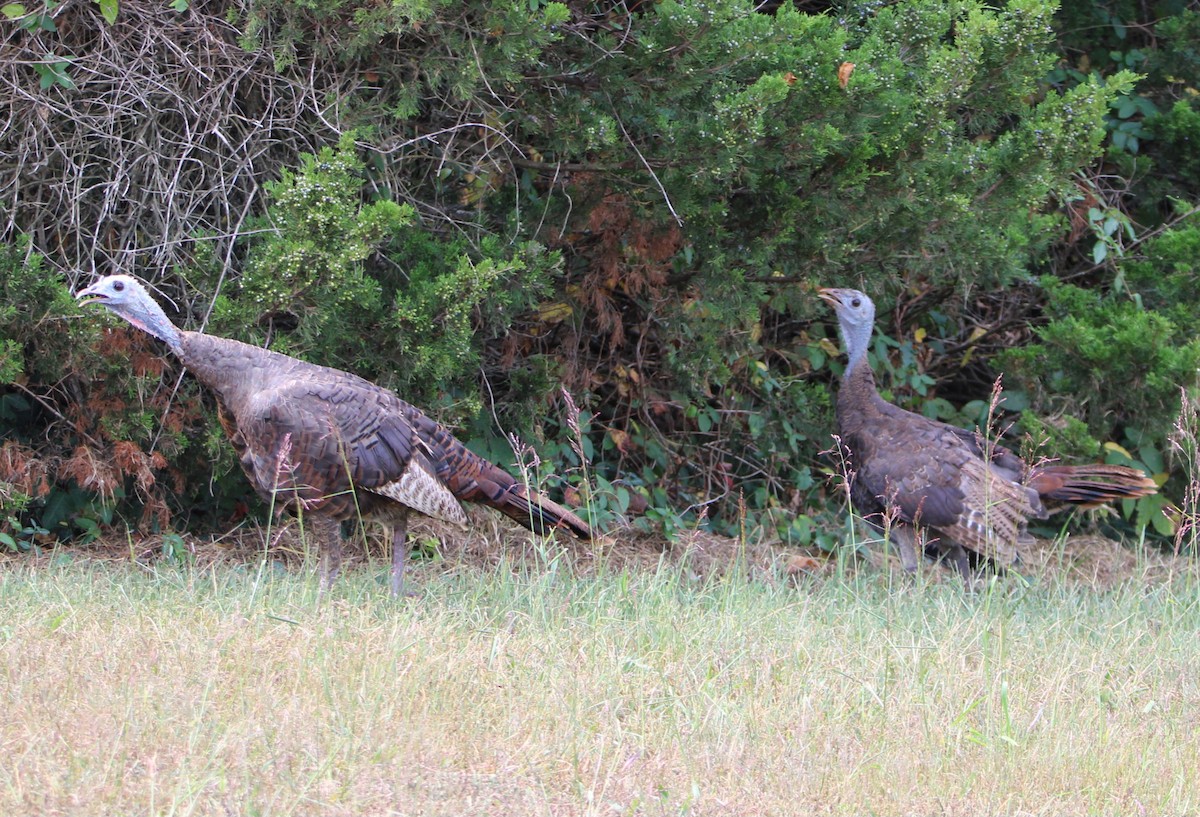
[819,287,1157,584]
[76,274,593,595]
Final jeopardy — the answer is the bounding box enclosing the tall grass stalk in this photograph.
[1170,387,1200,556]
[1,557,1197,815]
[561,386,598,539]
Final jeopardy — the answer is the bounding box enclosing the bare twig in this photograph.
[609,100,683,227]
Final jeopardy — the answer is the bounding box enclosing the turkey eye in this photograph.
[114,281,125,292]
[850,298,860,307]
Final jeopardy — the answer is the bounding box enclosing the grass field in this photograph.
[1,538,1198,816]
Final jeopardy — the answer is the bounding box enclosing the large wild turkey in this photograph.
[76,275,593,595]
[819,287,1157,584]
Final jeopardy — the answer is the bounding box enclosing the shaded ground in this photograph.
[5,509,1193,592]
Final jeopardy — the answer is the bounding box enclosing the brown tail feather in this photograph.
[1030,464,1158,509]
[437,443,593,539]
[501,486,593,540]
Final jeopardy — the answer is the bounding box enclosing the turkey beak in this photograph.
[75,283,108,306]
[817,288,843,309]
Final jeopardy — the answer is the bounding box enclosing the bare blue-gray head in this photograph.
[819,287,875,374]
[75,274,183,351]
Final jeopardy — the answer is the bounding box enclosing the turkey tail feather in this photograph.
[499,486,593,540]
[1030,464,1158,508]
[428,431,593,540]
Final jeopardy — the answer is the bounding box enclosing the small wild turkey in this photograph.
[76,274,593,594]
[819,287,1157,585]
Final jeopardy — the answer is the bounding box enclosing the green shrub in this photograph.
[998,270,1200,537]
[1001,276,1200,434]
[0,240,124,542]
[501,0,1134,539]
[204,136,564,423]
[4,0,1191,551]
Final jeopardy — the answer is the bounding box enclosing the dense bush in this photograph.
[1,0,1197,550]
[198,137,564,415]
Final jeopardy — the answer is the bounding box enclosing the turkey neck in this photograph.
[835,351,892,436]
[175,331,283,413]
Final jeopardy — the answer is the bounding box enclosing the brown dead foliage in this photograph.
[61,445,120,502]
[112,440,166,495]
[576,194,682,350]
[139,494,172,532]
[0,441,52,500]
[93,328,137,359]
[130,350,168,379]
[1066,184,1103,248]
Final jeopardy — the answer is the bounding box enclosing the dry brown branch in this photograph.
[0,0,344,295]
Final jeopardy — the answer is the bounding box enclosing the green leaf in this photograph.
[615,487,630,514]
[96,0,117,24]
[36,54,77,91]
[169,0,188,10]
[75,517,100,543]
[1137,444,1164,474]
[1,3,27,18]
[1144,494,1174,538]
[41,491,72,530]
[50,66,77,90]
[998,389,1029,412]
[1092,241,1108,265]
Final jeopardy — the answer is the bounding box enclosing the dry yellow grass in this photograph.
[1,535,1198,816]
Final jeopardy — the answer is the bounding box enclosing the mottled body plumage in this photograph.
[820,287,1156,583]
[77,275,592,594]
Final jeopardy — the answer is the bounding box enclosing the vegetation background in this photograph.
[2,0,1199,558]
[4,4,1200,814]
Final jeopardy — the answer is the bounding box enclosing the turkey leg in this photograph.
[889,525,920,574]
[391,511,411,598]
[313,515,343,593]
